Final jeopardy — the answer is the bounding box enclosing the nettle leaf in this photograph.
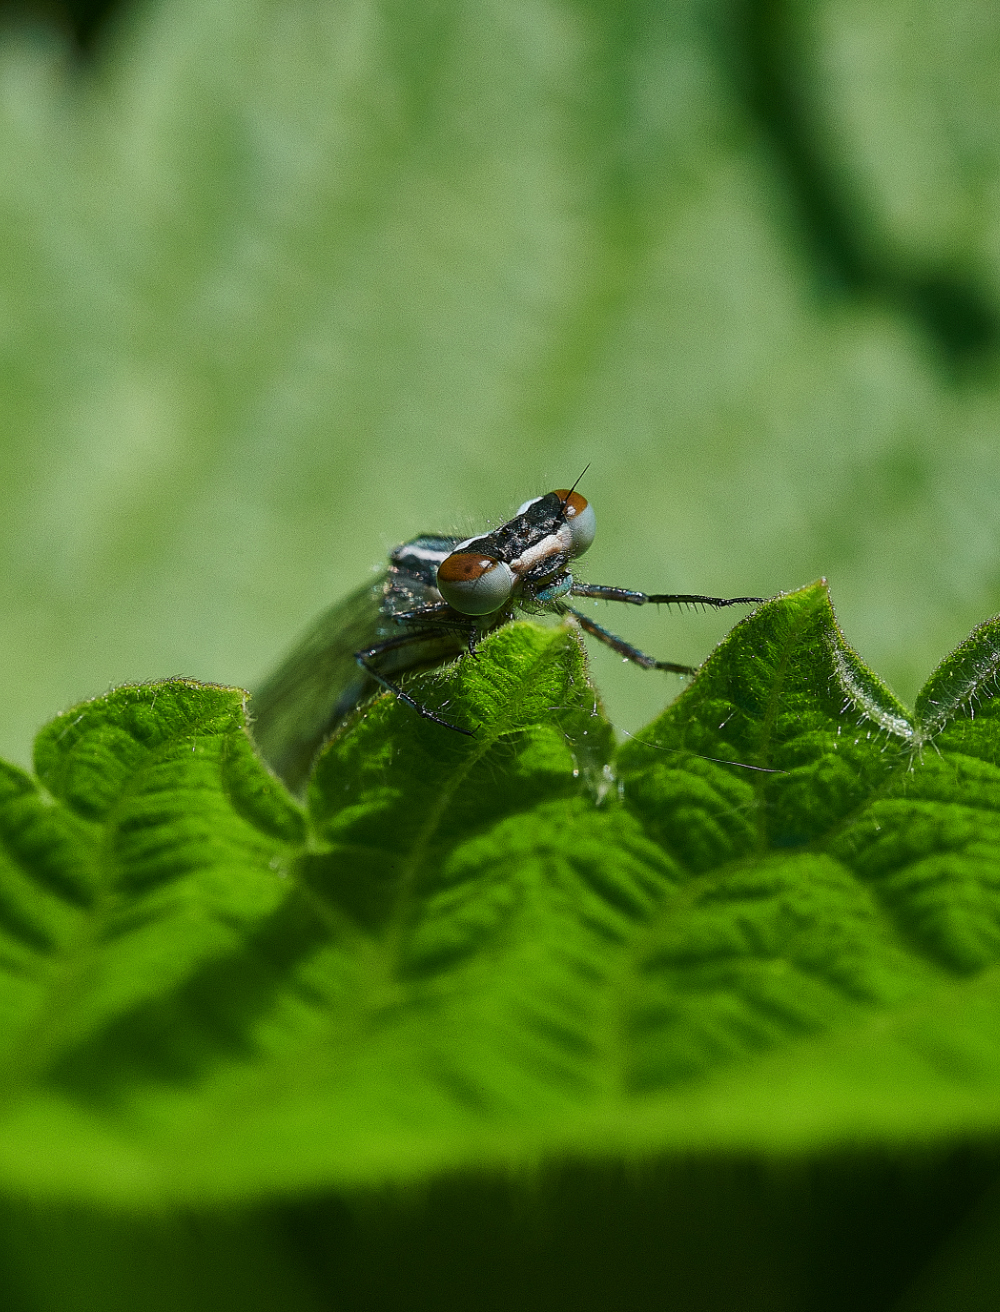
[0,682,301,1083]
[2,594,1000,1204]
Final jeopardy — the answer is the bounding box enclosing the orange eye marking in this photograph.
[438,553,499,582]
[553,490,589,519]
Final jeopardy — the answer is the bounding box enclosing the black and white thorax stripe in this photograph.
[385,536,462,617]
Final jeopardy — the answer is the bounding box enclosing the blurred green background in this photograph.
[1,0,999,765]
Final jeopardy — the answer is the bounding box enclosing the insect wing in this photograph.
[251,576,388,790]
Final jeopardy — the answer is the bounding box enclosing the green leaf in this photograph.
[0,682,301,1101]
[5,0,1000,1302]
[0,595,998,1217]
[3,0,1000,774]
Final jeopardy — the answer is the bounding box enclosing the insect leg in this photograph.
[392,603,502,658]
[570,584,763,608]
[567,607,695,676]
[356,630,475,736]
[390,607,485,656]
[391,601,454,623]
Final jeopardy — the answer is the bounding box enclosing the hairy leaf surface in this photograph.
[0,593,998,1204]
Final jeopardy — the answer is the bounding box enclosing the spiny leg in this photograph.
[391,604,493,655]
[570,584,764,608]
[356,629,475,735]
[391,600,455,624]
[568,607,695,676]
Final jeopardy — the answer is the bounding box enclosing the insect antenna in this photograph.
[557,463,591,518]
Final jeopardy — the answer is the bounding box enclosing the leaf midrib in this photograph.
[375,628,584,984]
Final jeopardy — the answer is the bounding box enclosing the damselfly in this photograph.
[251,487,762,789]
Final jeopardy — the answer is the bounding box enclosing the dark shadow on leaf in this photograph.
[46,889,333,1100]
[724,0,1000,377]
[279,1151,1000,1312]
[0,0,118,53]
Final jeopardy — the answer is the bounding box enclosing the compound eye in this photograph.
[552,490,596,557]
[437,552,515,615]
